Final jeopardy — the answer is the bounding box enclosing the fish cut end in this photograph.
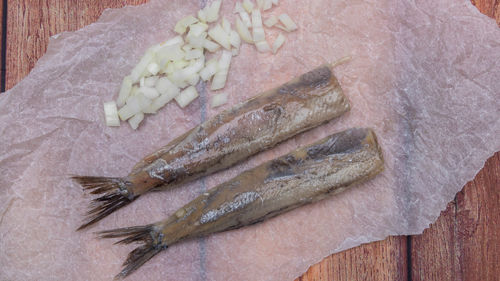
[71,176,137,230]
[98,224,164,279]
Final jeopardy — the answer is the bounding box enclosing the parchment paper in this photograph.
[1,0,499,280]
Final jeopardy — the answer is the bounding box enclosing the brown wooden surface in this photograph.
[2,1,498,280]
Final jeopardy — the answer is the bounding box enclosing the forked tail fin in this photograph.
[71,176,138,230]
[98,224,165,280]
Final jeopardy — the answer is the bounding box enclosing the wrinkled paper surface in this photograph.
[1,0,499,280]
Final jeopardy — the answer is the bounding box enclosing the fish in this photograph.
[72,63,350,230]
[98,128,384,279]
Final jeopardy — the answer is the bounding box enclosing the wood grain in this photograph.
[411,153,500,281]
[2,1,499,281]
[5,0,147,91]
[297,236,408,281]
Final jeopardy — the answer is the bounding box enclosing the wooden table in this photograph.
[1,1,498,280]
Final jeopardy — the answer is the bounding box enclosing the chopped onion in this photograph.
[181,58,205,78]
[147,62,160,75]
[184,48,204,60]
[208,24,231,49]
[242,0,254,13]
[264,15,278,27]
[256,0,264,10]
[144,76,159,87]
[136,93,153,110]
[157,36,184,49]
[218,50,232,70]
[197,9,207,22]
[168,71,189,88]
[278,13,298,31]
[174,15,199,34]
[262,0,272,10]
[203,39,220,52]
[118,96,142,121]
[272,33,286,53]
[221,17,232,34]
[205,0,222,23]
[230,31,241,49]
[187,73,200,86]
[211,93,228,108]
[148,88,180,113]
[236,17,253,43]
[116,76,133,107]
[156,44,185,65]
[155,77,178,95]
[186,34,206,48]
[128,112,144,130]
[255,40,271,52]
[175,86,199,108]
[251,10,263,28]
[239,10,252,27]
[103,101,120,127]
[140,86,160,99]
[173,59,189,69]
[140,77,145,87]
[233,2,244,14]
[188,22,208,36]
[131,51,155,82]
[200,58,218,81]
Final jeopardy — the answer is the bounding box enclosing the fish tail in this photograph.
[98,224,165,280]
[71,176,138,230]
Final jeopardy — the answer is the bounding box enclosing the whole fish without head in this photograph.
[72,63,350,229]
[99,128,385,279]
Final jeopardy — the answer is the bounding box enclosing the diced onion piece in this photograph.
[181,58,205,78]
[262,0,272,10]
[119,96,142,121]
[205,0,222,23]
[256,0,264,10]
[232,48,239,56]
[218,50,232,70]
[187,33,207,48]
[182,44,193,51]
[200,58,218,81]
[131,51,154,82]
[187,73,200,86]
[156,44,185,64]
[147,62,160,75]
[128,112,144,130]
[130,86,139,97]
[116,76,133,107]
[175,86,199,108]
[264,15,278,27]
[253,27,265,42]
[211,93,228,108]
[154,36,184,52]
[198,9,207,22]
[136,93,153,110]
[140,86,160,99]
[203,39,220,52]
[221,17,232,34]
[165,62,175,74]
[173,59,189,69]
[185,48,204,60]
[188,22,208,36]
[230,31,241,49]
[233,2,244,13]
[103,101,120,127]
[251,10,263,28]
[255,40,271,52]
[278,14,298,31]
[140,77,145,87]
[208,24,231,49]
[243,0,254,13]
[239,11,252,27]
[155,77,178,95]
[144,76,159,87]
[169,74,188,89]
[272,33,286,53]
[148,87,181,113]
[174,15,199,34]
[236,17,253,43]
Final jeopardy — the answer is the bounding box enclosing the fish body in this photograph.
[73,64,350,229]
[100,128,384,279]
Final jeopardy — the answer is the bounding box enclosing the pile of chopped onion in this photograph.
[105,0,298,129]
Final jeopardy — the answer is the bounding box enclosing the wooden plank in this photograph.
[411,152,500,281]
[5,0,147,91]
[471,0,500,24]
[297,236,408,281]
[1,0,5,92]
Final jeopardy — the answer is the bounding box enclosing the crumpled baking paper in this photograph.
[0,0,499,280]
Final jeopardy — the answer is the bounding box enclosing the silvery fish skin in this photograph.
[99,128,384,279]
[72,64,350,230]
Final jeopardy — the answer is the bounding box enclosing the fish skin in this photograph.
[99,128,384,279]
